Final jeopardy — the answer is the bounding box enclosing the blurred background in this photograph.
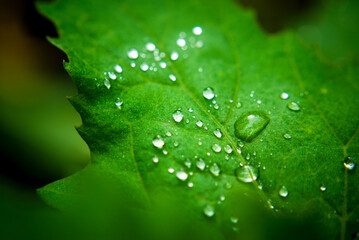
[0,0,358,239]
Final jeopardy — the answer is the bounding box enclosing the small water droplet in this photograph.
[115,98,123,109]
[225,182,232,189]
[104,78,111,89]
[153,156,159,163]
[152,135,165,149]
[192,26,203,35]
[220,195,225,201]
[236,102,242,108]
[170,51,179,61]
[209,163,221,176]
[287,102,301,111]
[130,62,136,68]
[185,159,191,168]
[224,145,233,154]
[176,170,188,181]
[198,67,203,72]
[230,216,238,224]
[114,64,123,73]
[127,48,139,59]
[213,129,222,138]
[173,141,179,147]
[188,182,194,187]
[165,132,172,137]
[203,204,215,217]
[279,186,289,198]
[281,92,289,100]
[196,40,203,48]
[173,110,184,122]
[169,74,177,81]
[212,144,221,153]
[140,62,149,71]
[203,87,215,100]
[145,42,156,52]
[162,149,168,155]
[196,158,206,170]
[168,168,175,173]
[176,38,186,47]
[235,165,259,183]
[234,111,270,142]
[320,184,326,192]
[283,133,292,140]
[344,156,356,170]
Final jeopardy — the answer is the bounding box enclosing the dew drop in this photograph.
[230,216,238,224]
[224,145,233,154]
[103,78,111,89]
[127,48,139,59]
[320,184,327,192]
[196,158,206,171]
[170,51,179,61]
[115,98,124,109]
[162,149,168,155]
[188,182,194,187]
[209,163,221,176]
[287,102,301,111]
[185,159,191,168]
[236,102,242,108]
[130,62,136,68]
[192,26,203,35]
[176,38,186,47]
[225,182,232,189]
[169,74,177,82]
[203,204,215,217]
[235,165,259,183]
[159,62,167,68]
[234,111,270,142]
[114,64,123,73]
[173,141,179,147]
[203,87,215,100]
[212,144,221,153]
[145,42,156,52]
[280,92,289,100]
[153,156,159,163]
[279,186,289,198]
[173,110,184,122]
[176,170,188,181]
[165,131,172,137]
[213,129,222,138]
[140,62,149,71]
[344,156,356,170]
[152,135,165,149]
[283,133,292,140]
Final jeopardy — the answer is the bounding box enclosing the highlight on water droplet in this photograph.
[114,64,123,73]
[196,158,206,171]
[203,204,215,217]
[140,62,149,71]
[209,163,221,176]
[235,165,259,183]
[176,170,188,181]
[320,184,326,192]
[230,216,238,224]
[234,111,270,142]
[153,156,159,163]
[196,120,203,127]
[212,143,221,153]
[203,87,215,100]
[224,145,233,154]
[145,42,156,52]
[127,48,139,59]
[213,129,222,138]
[344,156,356,170]
[170,51,179,61]
[192,26,203,35]
[188,182,194,188]
[287,102,301,111]
[169,74,177,82]
[280,92,289,100]
[176,38,186,47]
[279,185,289,198]
[115,98,124,109]
[173,109,183,122]
[168,168,175,173]
[152,135,165,149]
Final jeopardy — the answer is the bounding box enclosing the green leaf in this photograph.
[37,0,359,239]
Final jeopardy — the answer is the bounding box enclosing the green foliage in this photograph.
[36,0,359,239]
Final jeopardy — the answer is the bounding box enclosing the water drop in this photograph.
[159,62,167,68]
[196,158,206,171]
[165,132,172,137]
[169,74,177,81]
[230,216,238,224]
[283,133,292,140]
[212,144,221,153]
[188,182,194,187]
[281,92,289,100]
[224,145,233,154]
[209,163,221,176]
[196,40,203,48]
[225,182,232,189]
[115,98,123,109]
[220,195,225,201]
[279,186,289,197]
[162,149,168,155]
[344,156,356,170]
[287,102,301,111]
[185,159,191,168]
[130,62,136,68]
[234,111,270,142]
[153,156,159,163]
[103,78,111,89]
[170,51,179,61]
[176,170,188,181]
[203,87,215,100]
[145,42,156,52]
[176,38,186,47]
[114,64,123,73]
[235,165,259,183]
[127,48,139,59]
[140,63,149,71]
[152,135,165,149]
[168,168,175,173]
[173,141,179,147]
[320,184,326,192]
[203,204,215,217]
[173,110,183,122]
[236,102,242,108]
[213,129,222,138]
[192,26,203,35]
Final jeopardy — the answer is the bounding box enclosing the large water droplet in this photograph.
[196,158,206,171]
[209,163,221,176]
[213,129,222,138]
[173,110,184,122]
[127,48,139,59]
[279,186,289,198]
[176,170,188,181]
[203,204,215,217]
[234,111,270,142]
[235,165,259,183]
[203,87,215,100]
[152,135,165,149]
[287,102,301,111]
[344,156,356,170]
[212,144,221,153]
